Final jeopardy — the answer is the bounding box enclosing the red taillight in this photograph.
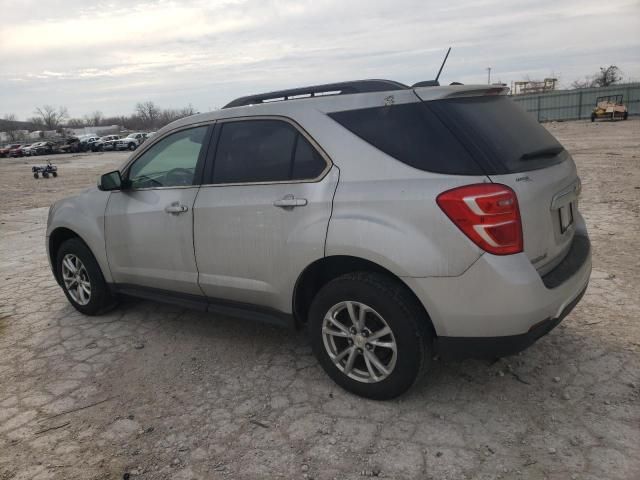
[437,183,523,255]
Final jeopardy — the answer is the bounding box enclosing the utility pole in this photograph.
[486,67,492,85]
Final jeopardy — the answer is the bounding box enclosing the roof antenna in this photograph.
[412,47,452,88]
[435,47,451,84]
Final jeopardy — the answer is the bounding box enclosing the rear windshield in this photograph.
[427,96,565,174]
[329,95,565,175]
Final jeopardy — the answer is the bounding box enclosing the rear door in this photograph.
[193,117,337,314]
[420,92,581,273]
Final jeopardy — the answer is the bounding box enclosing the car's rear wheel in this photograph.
[56,238,118,315]
[309,272,429,400]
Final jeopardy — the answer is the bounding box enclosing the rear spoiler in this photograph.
[414,85,510,102]
[443,86,509,98]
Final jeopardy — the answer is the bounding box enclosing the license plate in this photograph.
[558,202,574,233]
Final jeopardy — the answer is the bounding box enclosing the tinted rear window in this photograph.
[212,120,327,184]
[329,96,566,175]
[214,120,295,183]
[427,96,565,174]
[328,103,484,175]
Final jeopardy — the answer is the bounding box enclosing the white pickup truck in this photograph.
[115,132,147,151]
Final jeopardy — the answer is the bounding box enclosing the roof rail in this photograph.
[222,79,409,109]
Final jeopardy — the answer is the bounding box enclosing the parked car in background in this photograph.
[1,144,22,157]
[24,142,44,156]
[115,132,147,151]
[9,144,31,157]
[58,137,82,154]
[91,135,120,152]
[46,79,591,399]
[34,141,55,156]
[79,136,101,152]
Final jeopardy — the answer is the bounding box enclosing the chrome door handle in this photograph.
[273,195,308,209]
[165,202,189,214]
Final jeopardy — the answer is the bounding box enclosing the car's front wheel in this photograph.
[309,272,430,400]
[56,238,118,315]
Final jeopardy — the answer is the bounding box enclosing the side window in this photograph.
[213,120,295,183]
[128,126,207,188]
[292,135,326,180]
[212,119,327,184]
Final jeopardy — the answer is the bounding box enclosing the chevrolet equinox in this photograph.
[46,80,591,399]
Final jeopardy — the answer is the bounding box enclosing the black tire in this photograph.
[33,172,38,179]
[52,171,58,177]
[42,172,49,178]
[128,143,136,151]
[56,238,118,315]
[590,114,595,122]
[309,272,430,400]
[623,112,628,120]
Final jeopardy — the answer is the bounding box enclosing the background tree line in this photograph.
[65,102,198,131]
[2,101,198,141]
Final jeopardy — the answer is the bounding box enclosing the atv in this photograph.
[32,161,58,179]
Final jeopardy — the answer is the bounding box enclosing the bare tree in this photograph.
[593,65,622,87]
[83,110,104,127]
[180,103,196,117]
[27,116,44,127]
[2,113,21,141]
[66,118,85,128]
[571,65,623,89]
[135,101,160,129]
[157,104,198,127]
[571,77,593,89]
[34,105,68,130]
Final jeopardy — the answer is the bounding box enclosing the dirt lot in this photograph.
[1,120,639,480]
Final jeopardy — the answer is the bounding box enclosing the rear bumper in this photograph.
[404,233,591,356]
[436,283,586,359]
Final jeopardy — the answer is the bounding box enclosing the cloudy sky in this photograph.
[1,0,639,120]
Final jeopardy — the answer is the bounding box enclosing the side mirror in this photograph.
[98,170,125,191]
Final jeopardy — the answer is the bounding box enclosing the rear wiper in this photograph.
[520,146,564,160]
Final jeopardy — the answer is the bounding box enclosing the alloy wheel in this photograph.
[322,301,397,383]
[61,254,91,305]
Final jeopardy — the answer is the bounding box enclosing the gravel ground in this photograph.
[0,119,639,480]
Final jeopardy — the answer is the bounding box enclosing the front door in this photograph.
[193,118,338,313]
[105,125,211,294]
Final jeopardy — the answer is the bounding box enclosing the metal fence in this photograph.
[511,83,640,122]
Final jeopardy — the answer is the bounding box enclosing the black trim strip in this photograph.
[112,284,294,329]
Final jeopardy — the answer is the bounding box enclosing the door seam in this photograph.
[323,165,341,257]
[191,185,208,297]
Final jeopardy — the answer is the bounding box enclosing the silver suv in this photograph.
[46,80,591,399]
